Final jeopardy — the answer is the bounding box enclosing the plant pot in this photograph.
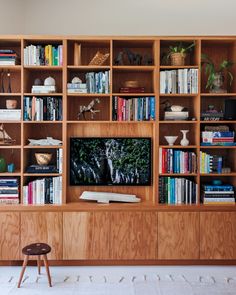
[209,71,226,93]
[170,52,186,66]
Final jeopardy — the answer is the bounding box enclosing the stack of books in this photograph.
[67,83,87,93]
[202,183,235,204]
[201,131,235,146]
[0,49,18,65]
[200,151,223,173]
[112,96,155,121]
[119,87,145,93]
[23,176,62,205]
[24,44,63,66]
[85,71,110,93]
[23,96,62,121]
[160,68,198,94]
[159,177,198,204]
[159,148,197,174]
[0,178,19,204]
[0,109,21,121]
[31,85,56,93]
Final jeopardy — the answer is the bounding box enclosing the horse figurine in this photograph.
[78,98,101,120]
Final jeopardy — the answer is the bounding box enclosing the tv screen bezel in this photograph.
[69,137,152,186]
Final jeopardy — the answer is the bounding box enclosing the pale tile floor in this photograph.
[0,265,236,294]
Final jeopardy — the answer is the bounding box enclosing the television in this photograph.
[70,137,152,186]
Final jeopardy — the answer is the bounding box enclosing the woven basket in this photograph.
[170,52,186,66]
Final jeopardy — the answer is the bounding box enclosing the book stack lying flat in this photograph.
[31,85,56,93]
[202,130,235,146]
[159,148,197,174]
[0,178,19,204]
[202,184,235,204]
[159,177,198,204]
[200,151,223,173]
[112,96,155,121]
[24,96,62,121]
[0,109,21,121]
[0,49,19,65]
[23,176,62,205]
[67,83,87,93]
[119,87,145,93]
[160,69,198,94]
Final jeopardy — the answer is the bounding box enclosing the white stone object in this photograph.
[44,76,56,86]
[72,76,82,84]
[28,137,62,146]
[80,191,141,204]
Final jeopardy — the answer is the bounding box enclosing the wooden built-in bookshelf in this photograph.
[0,36,235,264]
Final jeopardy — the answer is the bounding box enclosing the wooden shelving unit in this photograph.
[0,36,235,264]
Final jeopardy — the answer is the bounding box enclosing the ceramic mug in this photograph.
[7,163,15,173]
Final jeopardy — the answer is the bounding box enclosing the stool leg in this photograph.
[43,254,52,287]
[37,255,41,275]
[17,255,29,288]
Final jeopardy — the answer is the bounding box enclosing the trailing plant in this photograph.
[201,53,234,90]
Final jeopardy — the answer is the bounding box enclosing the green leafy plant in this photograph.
[201,53,234,90]
[167,42,195,59]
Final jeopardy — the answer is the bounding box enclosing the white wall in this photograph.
[1,0,236,35]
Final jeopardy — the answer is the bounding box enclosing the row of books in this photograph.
[160,69,198,94]
[200,151,223,174]
[201,131,235,146]
[0,109,21,121]
[159,177,198,204]
[23,176,62,205]
[24,44,63,66]
[159,148,197,174]
[202,183,235,204]
[23,96,62,121]
[86,71,110,94]
[0,49,19,65]
[0,178,19,204]
[112,96,155,121]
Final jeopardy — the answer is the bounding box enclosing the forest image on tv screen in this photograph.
[70,138,151,185]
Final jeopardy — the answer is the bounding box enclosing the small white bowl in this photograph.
[164,136,178,146]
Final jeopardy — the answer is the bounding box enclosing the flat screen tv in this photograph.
[70,137,152,186]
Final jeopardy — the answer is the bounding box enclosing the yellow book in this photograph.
[45,45,49,65]
[48,45,52,66]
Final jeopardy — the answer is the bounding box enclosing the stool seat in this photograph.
[22,243,51,256]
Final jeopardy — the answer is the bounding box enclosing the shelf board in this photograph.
[113,66,155,71]
[200,120,236,124]
[159,173,197,176]
[200,145,236,149]
[67,120,155,124]
[160,145,197,149]
[23,121,63,124]
[0,145,21,149]
[24,93,63,96]
[67,93,110,97]
[200,173,236,176]
[159,120,197,124]
[24,66,63,70]
[112,93,155,96]
[0,65,21,70]
[201,93,236,96]
[160,65,199,69]
[0,171,21,176]
[0,120,22,123]
[67,65,110,70]
[0,93,21,96]
[160,93,198,97]
[24,173,62,177]
[24,145,63,149]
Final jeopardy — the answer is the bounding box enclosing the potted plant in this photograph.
[201,53,234,93]
[166,42,195,66]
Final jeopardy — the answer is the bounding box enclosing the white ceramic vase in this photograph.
[180,130,189,146]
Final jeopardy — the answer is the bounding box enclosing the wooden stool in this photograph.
[18,243,52,288]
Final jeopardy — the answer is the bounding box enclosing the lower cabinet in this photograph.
[200,212,236,259]
[21,212,63,260]
[0,212,20,260]
[110,212,158,260]
[63,212,110,260]
[158,212,200,260]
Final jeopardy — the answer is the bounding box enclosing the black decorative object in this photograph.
[143,54,153,65]
[114,51,124,65]
[224,99,236,120]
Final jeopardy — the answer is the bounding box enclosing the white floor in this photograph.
[0,265,236,294]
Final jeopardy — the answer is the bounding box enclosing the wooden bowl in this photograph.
[35,153,52,166]
[124,80,139,88]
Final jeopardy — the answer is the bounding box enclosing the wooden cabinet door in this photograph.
[110,212,158,260]
[21,212,62,260]
[63,212,110,260]
[0,212,20,260]
[200,212,236,259]
[158,212,199,259]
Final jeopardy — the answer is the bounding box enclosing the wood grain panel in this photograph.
[63,212,110,259]
[110,212,158,260]
[0,213,20,260]
[21,212,62,259]
[200,212,236,259]
[158,212,199,259]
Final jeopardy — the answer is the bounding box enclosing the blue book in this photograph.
[149,96,155,120]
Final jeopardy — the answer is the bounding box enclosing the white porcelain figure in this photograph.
[180,130,189,146]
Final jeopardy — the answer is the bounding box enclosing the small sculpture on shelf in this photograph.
[89,51,110,66]
[114,51,124,65]
[161,100,189,121]
[78,98,100,120]
[0,124,16,145]
[28,137,62,146]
